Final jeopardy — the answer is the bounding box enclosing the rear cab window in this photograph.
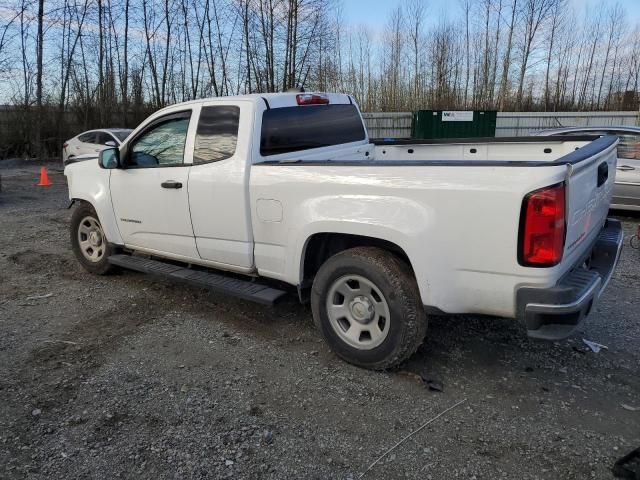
[193,106,240,164]
[260,104,366,157]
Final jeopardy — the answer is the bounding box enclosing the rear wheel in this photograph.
[311,247,427,370]
[70,202,117,275]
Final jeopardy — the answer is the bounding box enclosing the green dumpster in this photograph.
[411,110,497,139]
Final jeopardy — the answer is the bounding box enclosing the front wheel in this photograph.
[70,202,117,275]
[311,247,427,370]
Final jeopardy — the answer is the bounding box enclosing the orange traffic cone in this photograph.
[37,167,52,187]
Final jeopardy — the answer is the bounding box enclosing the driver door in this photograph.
[109,110,199,259]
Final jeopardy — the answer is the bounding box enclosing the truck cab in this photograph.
[67,93,368,272]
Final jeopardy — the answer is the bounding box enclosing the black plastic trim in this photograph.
[257,159,570,168]
[161,181,183,189]
[371,135,601,145]
[597,161,609,187]
[254,135,617,168]
[108,254,287,305]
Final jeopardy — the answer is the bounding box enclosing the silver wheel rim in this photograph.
[77,216,106,263]
[326,274,391,350]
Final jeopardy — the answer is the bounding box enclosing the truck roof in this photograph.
[153,92,355,115]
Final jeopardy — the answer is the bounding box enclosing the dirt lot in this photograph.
[1,160,639,480]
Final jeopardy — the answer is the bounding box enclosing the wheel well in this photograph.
[301,233,413,287]
[72,198,92,208]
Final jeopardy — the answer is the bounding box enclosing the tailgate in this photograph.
[563,135,618,263]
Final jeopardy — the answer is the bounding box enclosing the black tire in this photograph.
[311,246,427,370]
[70,202,117,275]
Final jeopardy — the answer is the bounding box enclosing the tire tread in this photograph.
[311,246,427,370]
[70,202,117,275]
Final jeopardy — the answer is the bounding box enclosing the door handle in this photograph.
[161,180,183,189]
[616,165,635,171]
[597,161,609,187]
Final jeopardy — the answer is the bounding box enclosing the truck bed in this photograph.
[370,135,607,165]
[251,135,618,319]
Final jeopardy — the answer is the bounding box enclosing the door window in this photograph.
[96,132,116,145]
[128,113,190,167]
[193,106,240,164]
[78,132,96,144]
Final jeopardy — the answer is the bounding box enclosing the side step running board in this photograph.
[108,254,287,305]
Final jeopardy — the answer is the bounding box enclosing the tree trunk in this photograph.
[35,0,44,158]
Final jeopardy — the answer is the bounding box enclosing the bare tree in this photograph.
[35,0,44,156]
[405,0,426,102]
[542,0,564,110]
[596,4,623,108]
[461,0,471,107]
[515,0,556,109]
[121,0,129,124]
[498,0,517,110]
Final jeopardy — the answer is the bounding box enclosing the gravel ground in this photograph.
[1,160,639,480]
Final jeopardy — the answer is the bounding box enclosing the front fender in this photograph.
[65,161,123,245]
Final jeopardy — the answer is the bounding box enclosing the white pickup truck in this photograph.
[65,92,623,369]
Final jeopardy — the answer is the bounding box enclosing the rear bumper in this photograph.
[516,218,623,341]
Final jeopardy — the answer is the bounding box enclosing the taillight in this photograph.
[296,93,329,105]
[519,183,566,267]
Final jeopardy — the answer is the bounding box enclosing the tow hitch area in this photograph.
[517,219,623,341]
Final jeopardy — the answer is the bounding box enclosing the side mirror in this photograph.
[104,140,117,147]
[99,147,120,169]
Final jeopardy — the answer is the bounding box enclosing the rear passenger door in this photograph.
[187,101,255,271]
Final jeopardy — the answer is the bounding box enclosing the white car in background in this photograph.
[63,129,133,166]
[536,126,640,211]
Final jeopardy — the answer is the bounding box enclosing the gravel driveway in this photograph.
[1,161,639,479]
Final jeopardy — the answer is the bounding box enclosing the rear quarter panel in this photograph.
[250,163,570,318]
